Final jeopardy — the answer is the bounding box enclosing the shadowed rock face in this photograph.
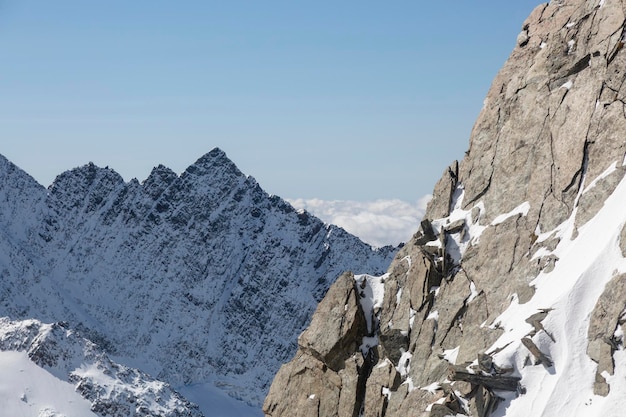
[265,1,626,416]
[0,148,397,408]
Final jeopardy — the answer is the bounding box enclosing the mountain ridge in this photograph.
[0,147,398,414]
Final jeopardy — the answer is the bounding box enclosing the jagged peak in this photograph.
[143,164,178,185]
[49,162,125,198]
[0,153,46,191]
[184,148,244,179]
[142,164,179,200]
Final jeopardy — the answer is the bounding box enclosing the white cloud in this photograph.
[287,196,432,248]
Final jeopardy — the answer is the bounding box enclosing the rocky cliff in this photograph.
[0,148,397,414]
[264,1,626,416]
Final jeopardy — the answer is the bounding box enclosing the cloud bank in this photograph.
[287,196,431,248]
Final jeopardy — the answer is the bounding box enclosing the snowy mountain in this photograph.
[264,1,626,416]
[0,148,397,415]
[0,318,201,417]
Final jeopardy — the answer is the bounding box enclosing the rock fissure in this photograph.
[265,1,626,415]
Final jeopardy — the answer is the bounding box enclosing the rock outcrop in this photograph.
[265,1,626,416]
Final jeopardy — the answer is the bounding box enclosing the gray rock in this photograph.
[264,1,626,415]
[587,273,626,376]
[576,167,625,230]
[298,272,367,372]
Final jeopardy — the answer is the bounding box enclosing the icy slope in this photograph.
[488,162,626,417]
[0,318,201,417]
[0,149,397,410]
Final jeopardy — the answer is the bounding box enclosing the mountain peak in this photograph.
[184,148,244,180]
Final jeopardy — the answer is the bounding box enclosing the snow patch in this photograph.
[421,382,441,394]
[442,346,460,365]
[582,161,617,194]
[467,281,479,303]
[355,273,387,333]
[360,336,379,355]
[0,351,97,417]
[426,310,439,322]
[396,350,413,377]
[486,164,626,417]
[491,202,530,226]
[567,39,576,54]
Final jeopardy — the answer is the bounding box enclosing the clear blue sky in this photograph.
[1,1,542,201]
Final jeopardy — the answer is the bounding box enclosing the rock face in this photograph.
[265,1,626,416]
[0,148,397,411]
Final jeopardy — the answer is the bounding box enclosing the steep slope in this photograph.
[264,1,626,416]
[0,148,397,411]
[0,318,201,417]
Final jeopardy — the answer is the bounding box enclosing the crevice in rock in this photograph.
[354,348,379,417]
[561,138,591,198]
[562,53,591,77]
[606,25,626,65]
[464,173,493,209]
[446,161,460,216]
[441,303,469,344]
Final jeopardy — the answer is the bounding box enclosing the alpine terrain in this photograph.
[0,148,397,416]
[264,1,626,416]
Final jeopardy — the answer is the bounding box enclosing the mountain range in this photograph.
[0,148,397,416]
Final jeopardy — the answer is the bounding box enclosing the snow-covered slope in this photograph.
[0,318,201,417]
[0,149,397,414]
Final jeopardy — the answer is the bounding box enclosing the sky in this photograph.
[1,1,543,245]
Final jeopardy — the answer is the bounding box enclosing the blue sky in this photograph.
[1,1,541,203]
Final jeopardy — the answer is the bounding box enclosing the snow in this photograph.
[426,310,439,322]
[442,346,460,364]
[491,202,530,226]
[402,377,416,392]
[561,80,573,90]
[486,161,626,417]
[429,184,488,266]
[467,281,479,304]
[409,308,417,329]
[355,273,388,333]
[567,39,576,54]
[421,382,441,394]
[360,336,380,355]
[0,351,97,417]
[0,153,397,409]
[582,161,617,194]
[396,350,412,377]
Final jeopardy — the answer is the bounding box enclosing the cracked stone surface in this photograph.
[264,1,626,415]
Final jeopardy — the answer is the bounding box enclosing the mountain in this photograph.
[0,148,397,415]
[264,1,626,416]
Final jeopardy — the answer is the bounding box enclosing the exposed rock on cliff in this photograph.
[0,148,397,411]
[265,1,626,416]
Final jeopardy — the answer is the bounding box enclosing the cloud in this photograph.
[287,196,432,248]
